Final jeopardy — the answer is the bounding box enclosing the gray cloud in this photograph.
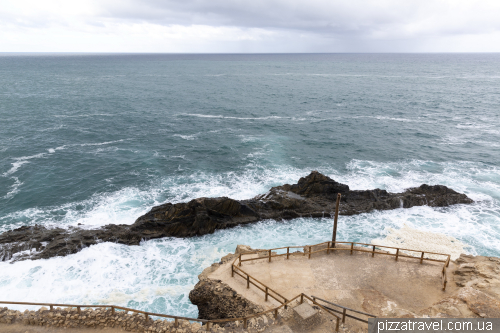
[95,0,500,37]
[1,0,500,52]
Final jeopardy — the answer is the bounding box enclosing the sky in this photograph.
[1,0,500,53]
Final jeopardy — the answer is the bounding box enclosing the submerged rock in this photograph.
[0,171,473,261]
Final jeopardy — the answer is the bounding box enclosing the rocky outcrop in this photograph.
[189,245,265,321]
[0,171,473,262]
[453,254,500,300]
[418,254,500,318]
[189,280,263,320]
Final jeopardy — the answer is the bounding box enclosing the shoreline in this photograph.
[0,171,473,262]
[2,243,499,332]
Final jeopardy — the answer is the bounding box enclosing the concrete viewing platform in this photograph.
[208,244,457,331]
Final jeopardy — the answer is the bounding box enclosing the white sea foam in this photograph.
[3,153,48,176]
[79,139,128,147]
[1,160,499,316]
[173,134,197,140]
[0,238,201,316]
[3,177,23,199]
[3,160,30,177]
[350,115,432,123]
[181,113,304,121]
[0,186,161,232]
[372,224,469,260]
[54,114,114,118]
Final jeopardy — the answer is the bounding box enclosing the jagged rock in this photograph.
[453,254,500,299]
[0,171,473,261]
[235,245,254,254]
[189,279,263,320]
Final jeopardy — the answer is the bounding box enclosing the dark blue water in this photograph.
[1,53,499,316]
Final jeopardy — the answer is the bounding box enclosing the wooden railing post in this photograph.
[269,249,271,263]
[265,287,268,301]
[50,305,53,311]
[372,245,375,257]
[342,308,346,324]
[332,193,341,247]
[274,309,278,319]
[420,252,424,264]
[111,306,115,314]
[350,243,353,255]
[327,242,330,255]
[395,248,399,261]
[336,317,340,332]
[300,294,304,304]
[231,264,234,277]
[446,255,450,267]
[287,247,289,259]
[442,266,447,291]
[145,313,149,321]
[247,275,250,288]
[206,322,211,331]
[77,307,81,315]
[244,318,248,329]
[308,246,311,259]
[175,318,179,328]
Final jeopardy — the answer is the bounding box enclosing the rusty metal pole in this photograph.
[332,193,341,247]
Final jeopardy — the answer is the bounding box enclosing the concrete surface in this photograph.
[210,245,457,332]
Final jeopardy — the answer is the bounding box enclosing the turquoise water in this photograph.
[1,53,500,317]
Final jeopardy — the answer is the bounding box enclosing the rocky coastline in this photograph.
[2,246,500,333]
[187,245,500,322]
[0,171,473,262]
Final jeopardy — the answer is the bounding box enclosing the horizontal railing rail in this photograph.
[232,264,288,304]
[207,293,341,331]
[0,294,340,331]
[311,296,375,324]
[0,301,209,329]
[237,240,451,290]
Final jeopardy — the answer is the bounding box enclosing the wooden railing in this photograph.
[235,241,451,290]
[232,263,288,304]
[0,295,341,331]
[0,301,209,329]
[311,296,375,325]
[0,240,451,332]
[209,293,341,331]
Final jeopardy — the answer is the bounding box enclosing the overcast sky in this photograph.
[2,0,500,53]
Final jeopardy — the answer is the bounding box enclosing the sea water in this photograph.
[1,53,499,317]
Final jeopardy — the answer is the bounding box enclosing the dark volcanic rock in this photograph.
[0,171,473,262]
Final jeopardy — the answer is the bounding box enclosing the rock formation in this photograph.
[189,280,263,321]
[418,254,500,318]
[0,171,473,262]
[189,245,266,321]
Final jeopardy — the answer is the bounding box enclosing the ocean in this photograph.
[1,53,499,317]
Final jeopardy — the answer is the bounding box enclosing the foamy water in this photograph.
[372,224,470,260]
[1,160,499,317]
